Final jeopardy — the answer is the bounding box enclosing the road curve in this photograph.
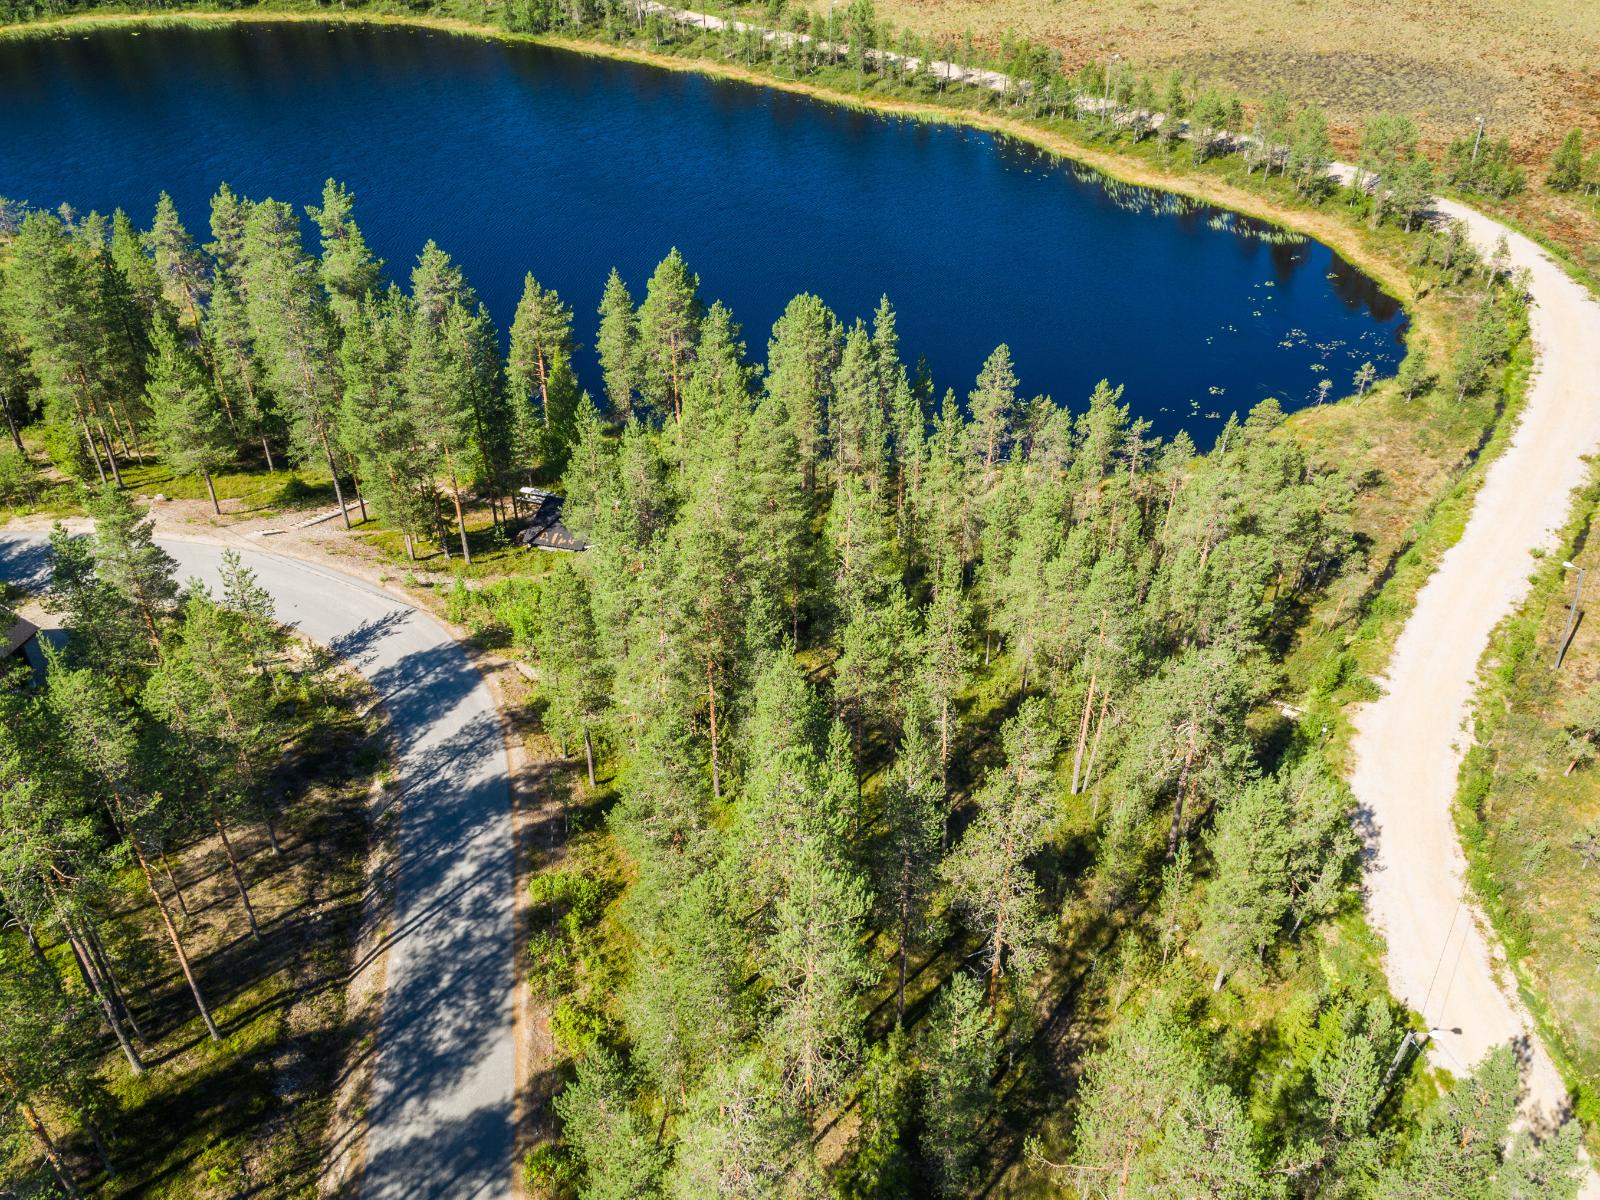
[1349,203,1600,1160]
[0,532,517,1200]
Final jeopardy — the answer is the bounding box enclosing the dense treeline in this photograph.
[0,168,1550,1193]
[0,486,319,1195]
[493,222,1564,1195]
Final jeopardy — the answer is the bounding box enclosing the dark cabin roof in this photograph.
[3,615,38,659]
[512,490,589,553]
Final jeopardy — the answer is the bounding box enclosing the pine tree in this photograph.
[0,943,108,1197]
[668,1056,826,1200]
[553,1047,668,1200]
[108,207,162,331]
[832,319,888,493]
[339,288,434,557]
[44,657,221,1039]
[968,343,1019,474]
[920,552,971,790]
[204,184,276,465]
[404,241,483,560]
[765,292,840,491]
[145,314,232,513]
[1198,777,1291,991]
[761,829,872,1106]
[1069,1005,1275,1198]
[3,211,127,485]
[240,199,353,526]
[534,561,611,786]
[623,869,752,1122]
[881,689,945,1023]
[741,394,812,638]
[1379,1046,1581,1197]
[508,271,577,450]
[637,247,704,425]
[308,178,384,328]
[917,973,997,1196]
[596,266,641,419]
[943,698,1058,1012]
[81,484,179,653]
[148,191,212,339]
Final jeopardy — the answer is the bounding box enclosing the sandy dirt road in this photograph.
[0,531,518,1200]
[1349,199,1600,1177]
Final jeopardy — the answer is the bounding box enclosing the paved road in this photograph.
[1349,202,1600,1169]
[0,533,517,1200]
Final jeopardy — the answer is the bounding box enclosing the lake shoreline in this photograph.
[0,6,1426,343]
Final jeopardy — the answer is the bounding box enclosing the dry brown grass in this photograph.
[794,0,1600,158]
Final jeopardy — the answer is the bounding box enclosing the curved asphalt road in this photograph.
[0,532,516,1200]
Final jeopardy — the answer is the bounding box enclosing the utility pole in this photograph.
[1471,114,1486,164]
[1556,562,1586,669]
[1379,1026,1455,1101]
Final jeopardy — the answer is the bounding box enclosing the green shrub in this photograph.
[0,444,39,505]
[522,1145,578,1200]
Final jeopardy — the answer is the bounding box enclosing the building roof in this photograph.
[3,615,38,658]
[511,491,589,553]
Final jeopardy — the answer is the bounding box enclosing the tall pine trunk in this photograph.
[97,422,124,488]
[706,654,721,800]
[111,796,221,1040]
[2,399,22,453]
[1070,669,1097,794]
[212,812,261,941]
[203,470,220,516]
[0,1066,83,1200]
[161,851,192,918]
[82,917,149,1046]
[1167,731,1197,860]
[62,917,144,1074]
[317,430,351,529]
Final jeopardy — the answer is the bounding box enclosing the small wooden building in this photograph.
[511,489,589,553]
[3,614,41,680]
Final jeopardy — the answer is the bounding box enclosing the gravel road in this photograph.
[0,532,518,1199]
[1349,201,1600,1179]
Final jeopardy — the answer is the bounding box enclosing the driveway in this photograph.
[0,532,517,1200]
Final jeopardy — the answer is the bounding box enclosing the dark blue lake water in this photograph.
[0,23,1406,439]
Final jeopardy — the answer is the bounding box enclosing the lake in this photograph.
[0,22,1407,439]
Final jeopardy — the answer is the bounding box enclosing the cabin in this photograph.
[511,488,589,553]
[3,614,42,681]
